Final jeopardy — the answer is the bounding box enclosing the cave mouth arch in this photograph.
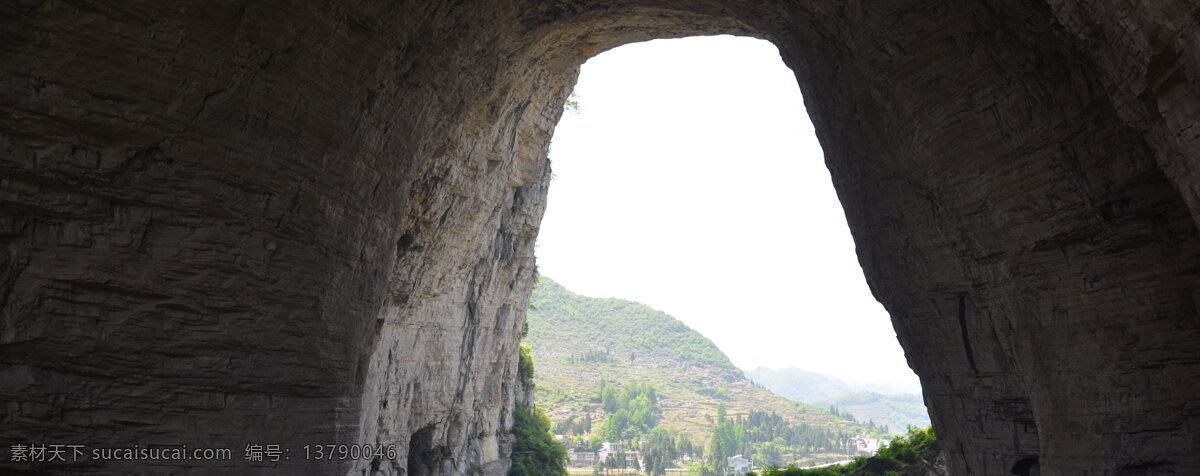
[4,2,1199,475]
[532,33,924,413]
[428,3,1198,474]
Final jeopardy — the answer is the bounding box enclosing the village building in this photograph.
[728,454,751,475]
[854,435,890,455]
[566,448,597,468]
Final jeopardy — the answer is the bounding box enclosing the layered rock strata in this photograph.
[1,1,1198,475]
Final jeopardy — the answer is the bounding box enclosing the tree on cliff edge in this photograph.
[509,405,568,476]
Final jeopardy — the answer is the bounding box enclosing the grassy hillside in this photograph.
[525,276,877,459]
[528,276,735,371]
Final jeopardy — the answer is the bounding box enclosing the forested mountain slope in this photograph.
[525,277,878,450]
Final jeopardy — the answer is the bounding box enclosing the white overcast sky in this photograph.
[535,35,921,393]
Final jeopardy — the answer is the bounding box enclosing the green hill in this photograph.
[528,276,736,371]
[525,276,879,465]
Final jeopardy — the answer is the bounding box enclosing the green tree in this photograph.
[598,409,632,441]
[594,380,661,441]
[676,433,694,459]
[518,343,535,379]
[643,427,678,475]
[629,394,657,431]
[564,91,580,113]
[707,419,747,468]
[509,406,567,476]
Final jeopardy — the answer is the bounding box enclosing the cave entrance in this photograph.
[525,35,927,463]
[538,35,921,398]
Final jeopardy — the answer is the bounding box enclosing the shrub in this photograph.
[509,406,567,476]
[518,343,535,379]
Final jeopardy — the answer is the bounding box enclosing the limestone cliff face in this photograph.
[2,1,1199,475]
[1,2,563,474]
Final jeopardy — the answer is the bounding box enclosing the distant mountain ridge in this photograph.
[525,276,874,445]
[814,392,930,434]
[744,367,856,403]
[745,367,930,433]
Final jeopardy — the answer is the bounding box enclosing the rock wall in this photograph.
[1,1,1198,475]
[2,1,563,474]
